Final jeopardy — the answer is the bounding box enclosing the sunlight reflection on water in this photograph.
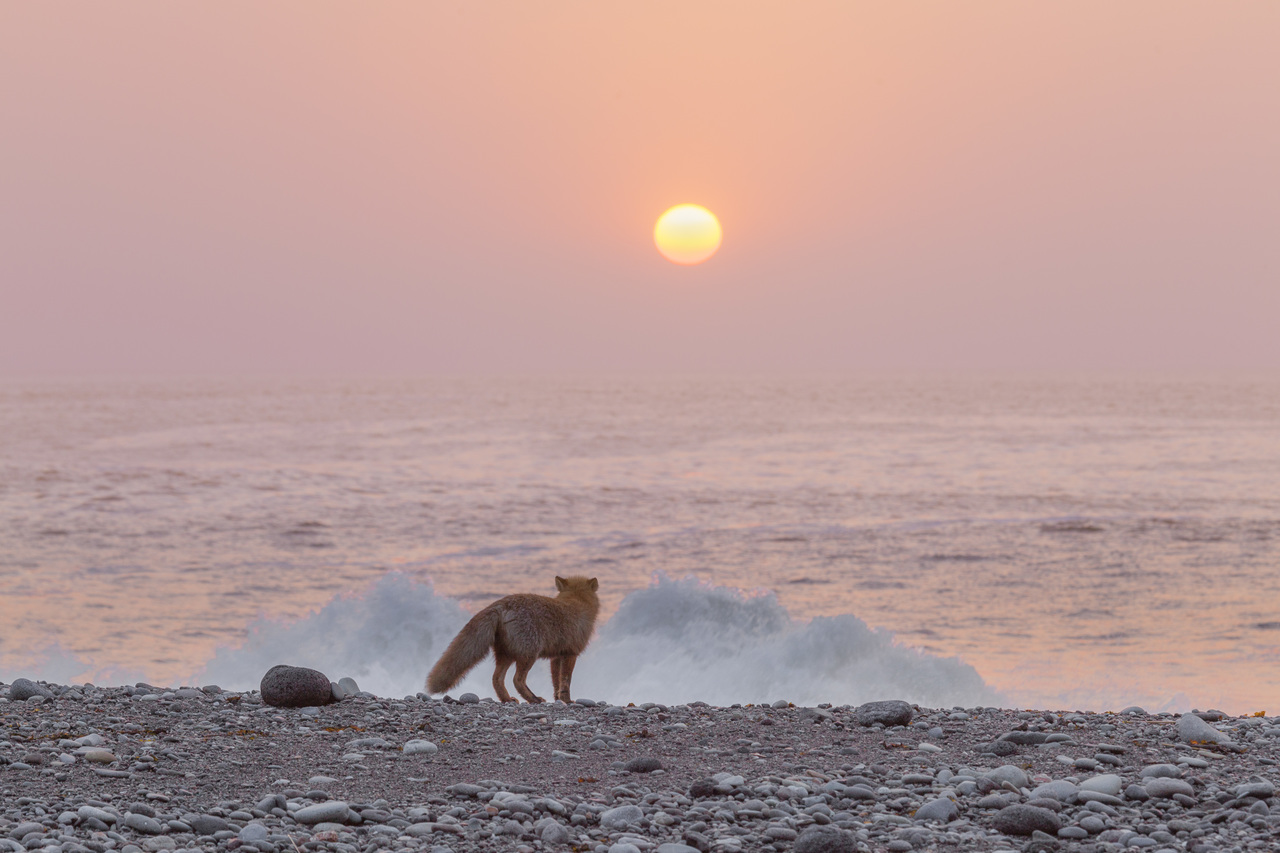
[1,374,1278,711]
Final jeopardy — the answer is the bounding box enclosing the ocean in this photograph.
[1,374,1277,713]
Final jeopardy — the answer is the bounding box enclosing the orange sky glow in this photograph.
[1,2,1277,374]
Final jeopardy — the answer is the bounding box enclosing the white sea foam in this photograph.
[184,572,999,708]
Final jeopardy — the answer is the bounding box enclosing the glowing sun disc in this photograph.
[654,204,722,265]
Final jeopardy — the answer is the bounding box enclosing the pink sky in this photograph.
[2,2,1277,375]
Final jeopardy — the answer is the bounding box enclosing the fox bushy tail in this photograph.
[427,607,500,694]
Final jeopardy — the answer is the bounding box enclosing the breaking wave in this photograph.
[189,572,998,708]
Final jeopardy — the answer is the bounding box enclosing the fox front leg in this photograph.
[550,656,563,700]
[555,654,577,703]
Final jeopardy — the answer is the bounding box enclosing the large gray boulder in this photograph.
[854,699,913,727]
[260,665,334,708]
[8,679,54,701]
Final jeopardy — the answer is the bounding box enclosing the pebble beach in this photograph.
[3,680,1279,853]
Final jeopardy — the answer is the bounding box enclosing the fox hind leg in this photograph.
[512,658,544,703]
[554,654,577,703]
[492,653,516,703]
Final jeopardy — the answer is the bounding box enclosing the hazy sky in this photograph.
[3,2,1277,375]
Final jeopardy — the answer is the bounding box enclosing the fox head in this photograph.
[555,575,599,594]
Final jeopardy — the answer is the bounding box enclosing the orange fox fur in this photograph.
[426,576,600,703]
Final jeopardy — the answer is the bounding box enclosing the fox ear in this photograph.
[588,577,599,591]
[555,576,566,591]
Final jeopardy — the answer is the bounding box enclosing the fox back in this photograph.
[491,575,600,659]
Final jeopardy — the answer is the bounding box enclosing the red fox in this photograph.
[426,576,600,703]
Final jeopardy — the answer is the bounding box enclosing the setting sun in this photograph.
[654,204,722,265]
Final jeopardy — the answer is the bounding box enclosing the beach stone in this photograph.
[337,677,359,696]
[599,805,643,830]
[915,798,959,822]
[992,805,1061,836]
[623,756,663,773]
[986,765,1030,789]
[1079,774,1124,796]
[8,679,53,701]
[1177,713,1231,745]
[123,814,163,835]
[294,802,351,825]
[1144,777,1195,799]
[402,739,438,756]
[1025,797,1063,812]
[854,700,913,727]
[83,748,116,764]
[540,822,570,844]
[184,815,229,837]
[1078,816,1106,834]
[999,731,1049,745]
[985,740,1018,756]
[1139,763,1181,778]
[688,779,718,798]
[793,825,856,853]
[237,824,268,843]
[9,823,44,841]
[79,807,116,825]
[458,693,480,704]
[259,665,333,708]
[1123,784,1150,801]
[607,844,641,853]
[1030,780,1078,802]
[655,845,700,853]
[1236,780,1275,798]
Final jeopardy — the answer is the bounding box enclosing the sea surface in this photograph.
[2,375,1278,712]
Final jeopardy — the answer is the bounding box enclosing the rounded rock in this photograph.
[8,678,54,701]
[1079,774,1123,796]
[915,798,959,822]
[541,823,571,845]
[293,801,351,826]
[599,805,643,830]
[1144,777,1195,799]
[854,700,913,727]
[986,765,1030,789]
[688,779,718,799]
[793,825,857,853]
[238,824,269,843]
[402,739,438,756]
[1139,763,1181,779]
[1176,713,1231,745]
[1030,780,1078,802]
[123,814,164,835]
[184,815,229,836]
[260,665,334,709]
[992,805,1061,836]
[623,756,663,773]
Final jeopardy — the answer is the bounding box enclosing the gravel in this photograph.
[3,680,1280,852]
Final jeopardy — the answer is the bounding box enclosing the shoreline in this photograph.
[2,681,1278,853]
